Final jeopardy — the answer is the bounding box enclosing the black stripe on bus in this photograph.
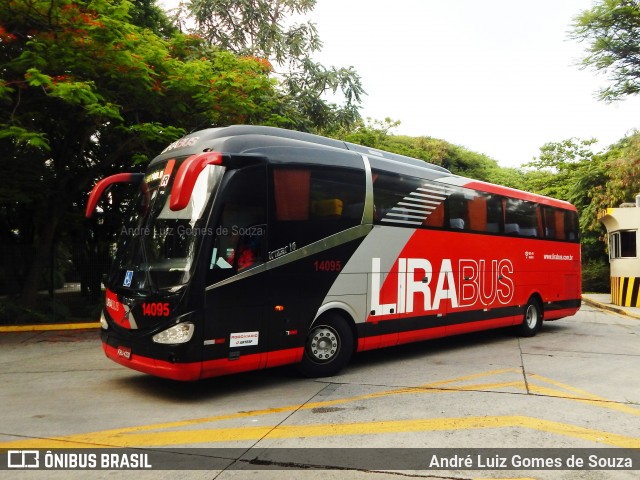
[544,298,582,312]
[357,298,581,339]
[357,306,520,338]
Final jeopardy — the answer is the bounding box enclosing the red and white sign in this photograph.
[229,331,259,347]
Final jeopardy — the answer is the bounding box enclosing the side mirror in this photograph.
[169,152,222,211]
[85,173,144,218]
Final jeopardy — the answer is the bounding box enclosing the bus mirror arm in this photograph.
[85,173,144,218]
[169,152,223,211]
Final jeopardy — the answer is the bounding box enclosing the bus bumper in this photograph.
[102,342,203,381]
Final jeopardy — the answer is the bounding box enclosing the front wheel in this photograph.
[516,297,543,337]
[298,314,354,378]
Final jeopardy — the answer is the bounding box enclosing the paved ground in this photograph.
[0,297,638,479]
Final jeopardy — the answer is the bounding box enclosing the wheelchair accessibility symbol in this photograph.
[123,270,133,287]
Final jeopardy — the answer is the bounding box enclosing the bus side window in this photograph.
[485,195,503,233]
[565,210,579,241]
[505,199,539,237]
[446,192,468,230]
[271,166,365,249]
[468,194,487,232]
[554,209,566,240]
[423,202,444,227]
[542,206,555,239]
[273,169,311,220]
[372,173,451,228]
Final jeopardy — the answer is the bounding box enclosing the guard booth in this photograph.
[599,197,640,306]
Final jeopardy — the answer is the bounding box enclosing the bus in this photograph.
[86,125,581,381]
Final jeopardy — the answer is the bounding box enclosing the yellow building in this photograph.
[599,200,640,306]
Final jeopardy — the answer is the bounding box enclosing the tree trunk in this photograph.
[20,194,65,307]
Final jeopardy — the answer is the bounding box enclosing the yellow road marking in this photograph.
[2,368,638,449]
[0,323,100,332]
[2,415,638,449]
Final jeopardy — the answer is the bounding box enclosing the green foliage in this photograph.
[521,138,598,201]
[598,132,640,207]
[0,0,286,303]
[519,134,640,291]
[571,0,640,101]
[188,0,321,63]
[128,0,177,37]
[335,118,507,182]
[181,0,364,131]
[582,259,611,293]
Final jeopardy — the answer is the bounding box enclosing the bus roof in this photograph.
[150,125,575,210]
[150,125,451,174]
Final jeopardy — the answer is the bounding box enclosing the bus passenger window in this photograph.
[505,199,538,237]
[273,170,311,220]
[542,206,556,239]
[446,192,469,230]
[565,210,579,241]
[372,172,449,228]
[271,166,365,249]
[423,202,444,227]
[467,194,487,232]
[554,210,566,240]
[486,195,503,233]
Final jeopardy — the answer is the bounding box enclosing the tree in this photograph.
[522,138,611,290]
[571,0,640,101]
[334,118,514,184]
[0,0,284,304]
[175,0,365,131]
[522,138,598,200]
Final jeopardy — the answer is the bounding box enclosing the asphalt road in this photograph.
[0,301,639,479]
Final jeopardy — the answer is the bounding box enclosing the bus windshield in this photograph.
[109,158,225,292]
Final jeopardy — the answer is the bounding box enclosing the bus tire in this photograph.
[517,297,542,337]
[298,314,354,378]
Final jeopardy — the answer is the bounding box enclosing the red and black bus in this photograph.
[86,126,581,381]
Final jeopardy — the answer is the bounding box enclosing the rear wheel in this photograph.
[516,297,543,337]
[298,314,354,377]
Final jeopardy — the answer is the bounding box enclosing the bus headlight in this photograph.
[100,310,108,330]
[152,322,194,345]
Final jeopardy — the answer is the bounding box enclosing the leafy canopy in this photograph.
[174,0,365,132]
[0,0,286,302]
[572,0,640,101]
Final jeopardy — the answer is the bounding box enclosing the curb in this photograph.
[581,296,640,320]
[0,322,100,333]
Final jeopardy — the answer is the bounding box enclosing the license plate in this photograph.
[117,346,132,360]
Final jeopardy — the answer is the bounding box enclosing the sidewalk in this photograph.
[581,293,640,320]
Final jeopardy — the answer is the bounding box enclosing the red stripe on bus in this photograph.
[103,343,304,381]
[357,317,521,352]
[463,180,576,210]
[544,307,581,321]
[103,343,202,381]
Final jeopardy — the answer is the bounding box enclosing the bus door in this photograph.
[202,165,269,377]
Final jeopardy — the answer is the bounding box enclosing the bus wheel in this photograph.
[517,297,542,337]
[298,314,354,378]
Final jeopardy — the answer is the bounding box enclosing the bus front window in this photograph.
[110,159,225,292]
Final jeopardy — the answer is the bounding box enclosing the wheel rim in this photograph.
[308,326,340,363]
[525,304,538,329]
